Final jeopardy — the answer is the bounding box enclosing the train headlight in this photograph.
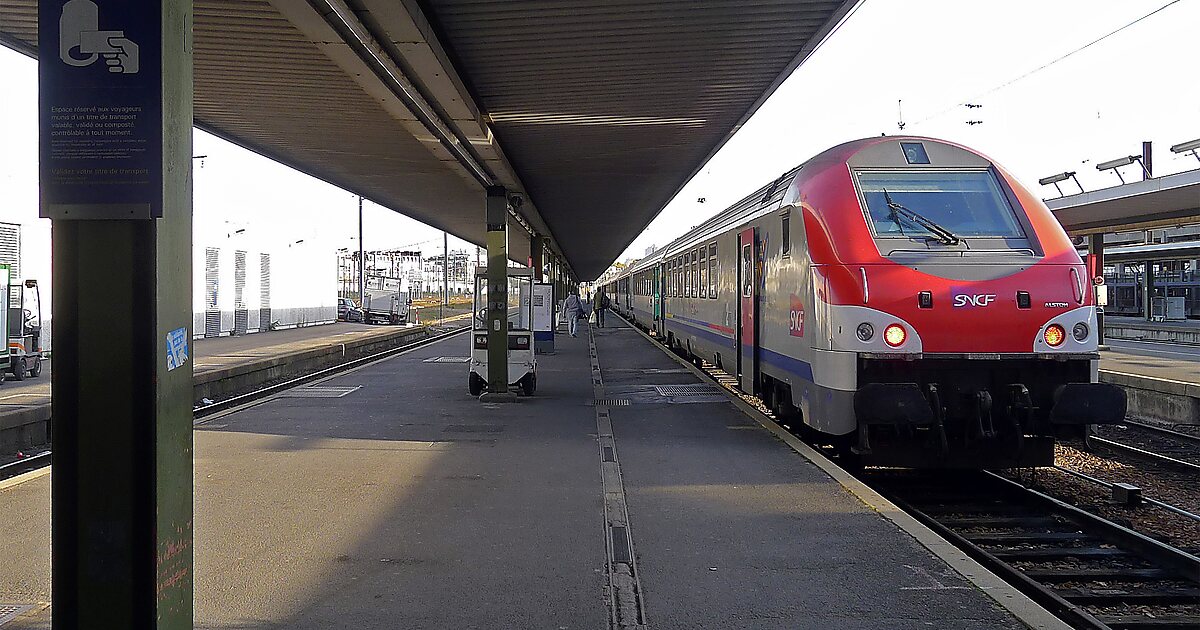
[1044,324,1066,347]
[884,324,906,347]
[1072,322,1089,342]
[856,323,874,341]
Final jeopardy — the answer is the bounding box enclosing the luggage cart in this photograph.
[468,268,536,396]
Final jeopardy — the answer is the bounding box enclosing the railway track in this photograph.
[869,470,1200,630]
[0,325,470,485]
[1087,421,1200,474]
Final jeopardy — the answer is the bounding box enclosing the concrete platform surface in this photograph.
[1,320,1029,629]
[0,323,408,410]
[1102,338,1200,384]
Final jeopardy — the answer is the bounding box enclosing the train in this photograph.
[601,136,1126,468]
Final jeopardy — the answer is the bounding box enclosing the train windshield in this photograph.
[857,171,1025,239]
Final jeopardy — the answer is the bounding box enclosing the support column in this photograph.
[531,237,545,283]
[1144,259,1155,320]
[484,186,512,398]
[358,196,364,303]
[1089,233,1106,345]
[40,0,193,627]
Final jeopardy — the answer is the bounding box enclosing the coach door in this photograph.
[654,264,665,336]
[737,228,759,394]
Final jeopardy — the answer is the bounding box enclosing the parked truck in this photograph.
[362,288,410,325]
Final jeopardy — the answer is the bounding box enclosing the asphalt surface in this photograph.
[1,318,1030,628]
[594,322,1025,629]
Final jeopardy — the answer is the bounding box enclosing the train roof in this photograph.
[608,136,989,281]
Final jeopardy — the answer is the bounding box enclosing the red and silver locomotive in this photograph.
[605,137,1125,468]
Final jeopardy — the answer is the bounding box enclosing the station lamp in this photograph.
[1038,171,1083,197]
[1096,155,1151,184]
[1170,138,1200,164]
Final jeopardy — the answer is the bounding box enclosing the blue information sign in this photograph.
[39,0,162,219]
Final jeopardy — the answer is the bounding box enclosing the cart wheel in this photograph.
[29,358,41,378]
[520,374,536,396]
[469,372,485,396]
[11,357,26,381]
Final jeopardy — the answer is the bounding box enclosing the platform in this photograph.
[1097,334,1200,426]
[0,319,1051,629]
[1104,315,1200,345]
[0,321,447,462]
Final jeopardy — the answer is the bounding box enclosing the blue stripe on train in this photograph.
[660,312,818,383]
[759,347,815,382]
[666,315,737,350]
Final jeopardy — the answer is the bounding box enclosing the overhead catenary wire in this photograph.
[909,0,1186,128]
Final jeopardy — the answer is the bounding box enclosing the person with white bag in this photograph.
[563,289,586,338]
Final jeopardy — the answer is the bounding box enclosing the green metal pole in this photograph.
[43,0,194,627]
[484,187,511,396]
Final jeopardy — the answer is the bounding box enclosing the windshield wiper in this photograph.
[882,189,960,245]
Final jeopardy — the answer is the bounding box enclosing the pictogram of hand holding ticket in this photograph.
[59,0,140,74]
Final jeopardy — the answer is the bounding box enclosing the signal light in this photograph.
[1044,324,1065,347]
[884,324,906,347]
[1073,322,1089,342]
[474,334,488,349]
[856,323,874,341]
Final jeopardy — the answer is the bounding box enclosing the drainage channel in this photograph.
[588,325,649,630]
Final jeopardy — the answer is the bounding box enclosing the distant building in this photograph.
[644,244,657,257]
[194,241,337,339]
[338,247,478,300]
[0,222,20,280]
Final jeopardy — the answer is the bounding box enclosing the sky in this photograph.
[1,0,1198,288]
[622,0,1200,261]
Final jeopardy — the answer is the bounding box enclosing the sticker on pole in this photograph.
[165,327,188,371]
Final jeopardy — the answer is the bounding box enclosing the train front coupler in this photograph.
[851,383,946,458]
[1047,382,1128,436]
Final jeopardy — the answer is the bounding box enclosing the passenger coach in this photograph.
[605,137,1125,468]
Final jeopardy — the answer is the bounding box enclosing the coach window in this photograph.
[672,256,681,296]
[689,252,696,298]
[672,258,681,297]
[691,251,697,297]
[692,251,699,298]
[681,255,691,297]
[781,211,791,257]
[708,243,717,297]
[685,253,692,298]
[699,248,707,298]
[673,256,679,296]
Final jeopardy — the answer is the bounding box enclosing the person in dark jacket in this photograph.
[594,290,610,328]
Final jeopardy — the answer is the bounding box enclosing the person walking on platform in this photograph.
[564,289,585,337]
[594,290,610,328]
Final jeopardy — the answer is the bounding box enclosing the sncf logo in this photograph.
[788,294,805,337]
[953,294,997,307]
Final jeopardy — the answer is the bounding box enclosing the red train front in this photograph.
[788,137,1125,467]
